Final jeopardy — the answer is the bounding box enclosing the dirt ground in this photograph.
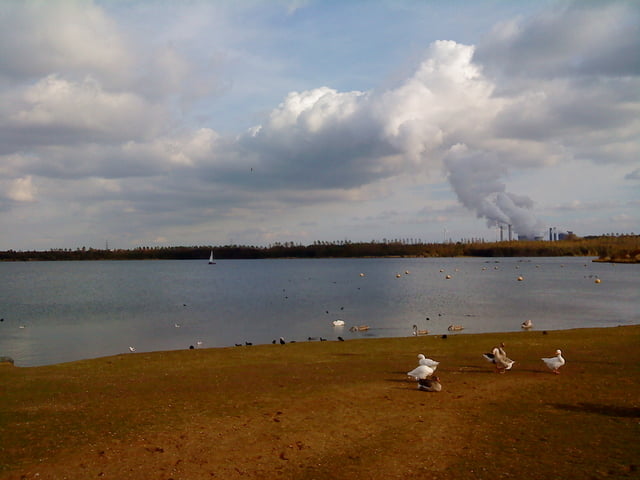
[1,326,639,480]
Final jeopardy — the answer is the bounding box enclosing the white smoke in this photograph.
[445,147,544,238]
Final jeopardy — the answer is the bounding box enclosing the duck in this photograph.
[417,375,442,392]
[417,353,439,370]
[448,325,464,331]
[407,364,435,380]
[521,319,533,329]
[483,343,515,373]
[542,349,565,374]
[412,325,428,336]
[349,325,369,332]
[332,319,345,326]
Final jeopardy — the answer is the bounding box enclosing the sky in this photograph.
[0,0,638,251]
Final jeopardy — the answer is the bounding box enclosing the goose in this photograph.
[521,319,533,329]
[542,349,565,374]
[448,325,464,331]
[418,375,442,392]
[483,343,515,373]
[279,337,286,345]
[407,364,435,380]
[417,354,439,370]
[412,325,428,336]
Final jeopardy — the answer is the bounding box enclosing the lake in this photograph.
[0,257,638,366]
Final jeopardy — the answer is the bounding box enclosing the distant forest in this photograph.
[1,234,638,263]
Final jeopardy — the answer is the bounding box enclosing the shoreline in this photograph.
[2,324,639,479]
[5,322,640,369]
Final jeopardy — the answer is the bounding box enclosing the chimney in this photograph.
[508,224,512,241]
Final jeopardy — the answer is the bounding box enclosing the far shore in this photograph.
[1,324,639,479]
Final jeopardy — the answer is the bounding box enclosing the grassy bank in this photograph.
[1,325,639,479]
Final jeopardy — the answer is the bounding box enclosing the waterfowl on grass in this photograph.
[521,319,533,329]
[407,364,435,380]
[418,376,442,392]
[417,354,439,369]
[483,343,515,373]
[542,349,565,374]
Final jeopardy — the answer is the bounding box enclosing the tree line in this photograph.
[1,235,638,262]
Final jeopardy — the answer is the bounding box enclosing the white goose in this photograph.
[417,353,439,370]
[542,349,565,374]
[407,364,435,380]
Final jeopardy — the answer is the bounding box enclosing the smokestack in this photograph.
[549,227,553,242]
[508,224,512,241]
[500,225,504,242]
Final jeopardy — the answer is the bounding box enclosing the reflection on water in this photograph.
[0,257,637,366]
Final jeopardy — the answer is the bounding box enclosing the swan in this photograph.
[407,364,434,380]
[332,319,345,326]
[521,319,533,329]
[412,325,428,336]
[542,349,565,374]
[417,354,439,369]
[418,376,442,392]
[128,346,136,352]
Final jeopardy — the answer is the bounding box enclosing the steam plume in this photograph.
[445,147,543,238]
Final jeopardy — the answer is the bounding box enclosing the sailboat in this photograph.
[208,250,216,264]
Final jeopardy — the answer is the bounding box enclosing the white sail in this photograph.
[208,250,216,264]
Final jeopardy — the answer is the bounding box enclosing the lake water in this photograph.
[0,257,638,366]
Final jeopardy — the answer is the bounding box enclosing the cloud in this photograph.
[625,168,640,181]
[6,176,36,202]
[476,1,640,79]
[0,1,133,86]
[234,40,548,236]
[0,75,166,151]
[0,1,637,248]
[237,41,497,188]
